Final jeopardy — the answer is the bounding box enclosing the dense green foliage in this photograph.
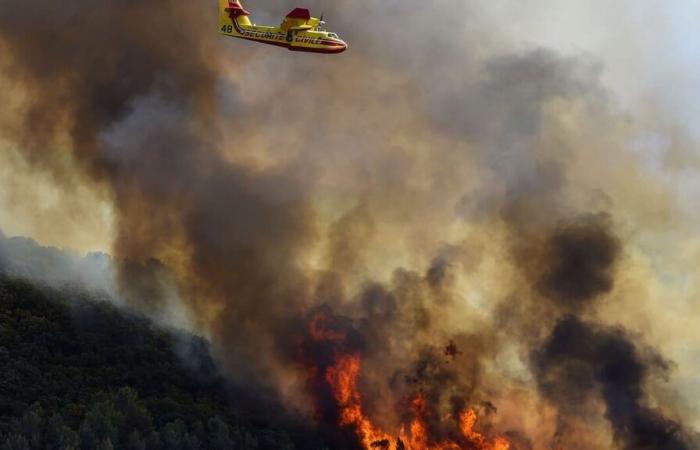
[0,278,319,450]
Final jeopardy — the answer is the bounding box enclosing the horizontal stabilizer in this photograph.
[226,1,251,17]
[286,8,311,20]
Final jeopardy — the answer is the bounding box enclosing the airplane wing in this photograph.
[281,8,313,31]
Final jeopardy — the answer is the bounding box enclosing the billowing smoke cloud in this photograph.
[534,316,692,450]
[0,0,316,393]
[505,215,695,448]
[0,0,698,448]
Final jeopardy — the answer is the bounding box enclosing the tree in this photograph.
[126,431,146,450]
[1,435,29,450]
[207,417,236,450]
[44,415,79,450]
[20,404,43,449]
[144,431,162,450]
[114,387,153,437]
[97,438,113,450]
[79,402,118,448]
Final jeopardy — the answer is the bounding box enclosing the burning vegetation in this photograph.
[299,309,511,450]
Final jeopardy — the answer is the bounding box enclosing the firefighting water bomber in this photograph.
[219,0,348,54]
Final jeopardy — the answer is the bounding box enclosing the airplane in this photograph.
[218,0,348,54]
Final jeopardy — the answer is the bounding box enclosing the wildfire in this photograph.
[303,310,512,450]
[459,410,511,450]
[326,353,394,447]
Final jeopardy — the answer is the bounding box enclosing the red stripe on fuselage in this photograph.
[288,45,347,54]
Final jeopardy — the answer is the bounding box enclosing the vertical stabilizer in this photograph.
[219,0,252,34]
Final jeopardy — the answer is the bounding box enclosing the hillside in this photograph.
[0,277,327,450]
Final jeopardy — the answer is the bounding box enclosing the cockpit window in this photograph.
[328,33,339,39]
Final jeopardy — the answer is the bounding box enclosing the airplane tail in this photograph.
[219,0,252,34]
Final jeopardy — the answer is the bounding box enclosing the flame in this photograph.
[304,311,512,450]
[459,410,512,450]
[326,353,393,446]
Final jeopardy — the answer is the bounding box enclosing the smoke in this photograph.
[0,231,115,294]
[504,215,695,448]
[534,316,692,450]
[535,218,620,309]
[0,0,317,393]
[0,0,698,448]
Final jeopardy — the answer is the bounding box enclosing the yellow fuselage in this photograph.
[219,0,347,54]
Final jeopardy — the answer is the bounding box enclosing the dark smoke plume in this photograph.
[515,216,696,449]
[536,215,621,310]
[533,317,693,450]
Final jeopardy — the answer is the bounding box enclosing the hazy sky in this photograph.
[1,1,698,254]
[482,1,700,136]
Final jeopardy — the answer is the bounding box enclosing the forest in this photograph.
[0,277,330,450]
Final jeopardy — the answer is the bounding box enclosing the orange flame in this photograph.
[325,354,511,450]
[459,410,512,450]
[326,353,393,447]
[305,311,512,450]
